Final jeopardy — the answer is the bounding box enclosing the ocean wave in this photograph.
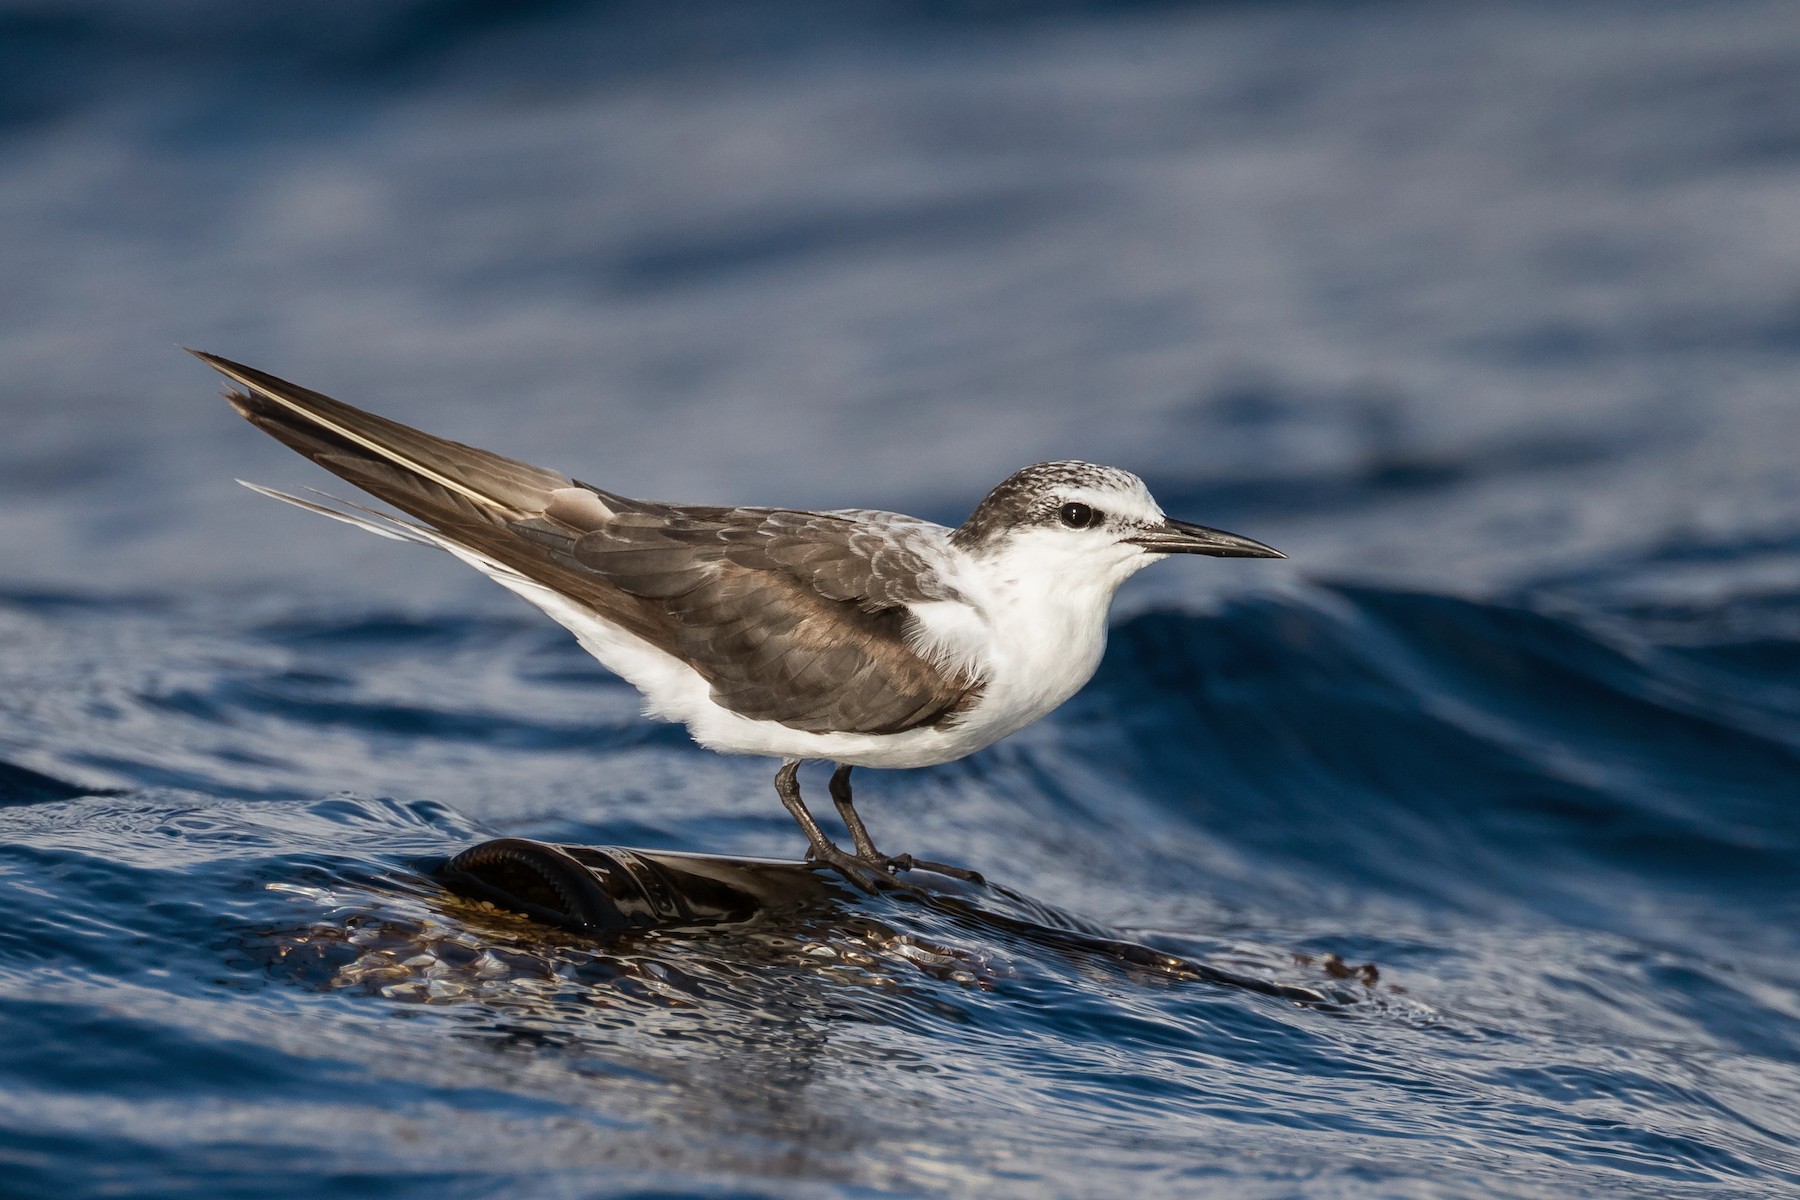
[1074,588,1800,934]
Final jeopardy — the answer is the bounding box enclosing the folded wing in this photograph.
[199,352,981,735]
[535,505,978,733]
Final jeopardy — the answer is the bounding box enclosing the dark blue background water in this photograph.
[4,1,1800,1195]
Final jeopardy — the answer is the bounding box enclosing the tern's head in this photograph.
[950,461,1282,588]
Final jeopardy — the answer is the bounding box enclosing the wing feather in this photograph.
[201,352,983,736]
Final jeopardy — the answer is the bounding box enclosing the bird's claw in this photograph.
[806,844,915,894]
[880,854,986,884]
[804,843,983,893]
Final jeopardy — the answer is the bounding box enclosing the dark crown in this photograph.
[950,461,1141,550]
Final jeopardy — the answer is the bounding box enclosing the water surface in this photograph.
[3,1,1800,1196]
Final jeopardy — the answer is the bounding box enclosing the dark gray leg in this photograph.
[827,762,986,885]
[774,761,893,894]
[828,764,882,860]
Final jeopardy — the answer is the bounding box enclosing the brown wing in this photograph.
[199,352,981,735]
[520,505,980,734]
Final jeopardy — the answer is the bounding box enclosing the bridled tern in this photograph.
[195,352,1283,891]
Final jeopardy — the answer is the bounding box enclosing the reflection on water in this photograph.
[227,809,1411,1184]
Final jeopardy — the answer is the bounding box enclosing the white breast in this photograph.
[925,537,1122,753]
[729,527,1141,769]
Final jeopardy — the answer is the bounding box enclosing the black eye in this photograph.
[1059,502,1098,529]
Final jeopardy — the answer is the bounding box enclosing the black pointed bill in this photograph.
[1127,519,1285,558]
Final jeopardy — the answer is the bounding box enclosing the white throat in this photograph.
[907,529,1153,749]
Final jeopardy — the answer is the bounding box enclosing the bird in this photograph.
[195,351,1284,891]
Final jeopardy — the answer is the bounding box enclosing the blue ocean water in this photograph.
[4,1,1800,1195]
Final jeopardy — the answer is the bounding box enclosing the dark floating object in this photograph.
[434,838,1379,1007]
[437,838,837,933]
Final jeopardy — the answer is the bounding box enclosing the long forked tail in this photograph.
[191,350,570,521]
[194,350,667,646]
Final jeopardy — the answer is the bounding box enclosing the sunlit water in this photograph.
[4,1,1800,1196]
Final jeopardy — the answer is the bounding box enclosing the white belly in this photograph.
[463,534,1117,770]
[682,571,1115,769]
